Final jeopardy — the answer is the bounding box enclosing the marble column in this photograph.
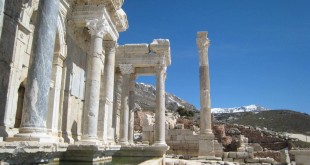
[118,64,134,145]
[81,19,108,143]
[101,41,117,144]
[197,31,215,157]
[112,73,122,143]
[154,65,167,146]
[0,0,4,40]
[13,0,59,142]
[128,74,136,145]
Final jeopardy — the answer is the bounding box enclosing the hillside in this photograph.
[214,110,310,134]
[134,83,198,112]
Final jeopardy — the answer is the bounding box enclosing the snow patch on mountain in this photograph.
[211,105,268,114]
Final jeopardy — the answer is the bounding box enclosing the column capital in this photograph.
[86,18,109,38]
[155,65,167,78]
[197,31,210,50]
[119,64,134,75]
[104,40,117,52]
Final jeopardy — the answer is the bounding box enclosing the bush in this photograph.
[177,107,194,117]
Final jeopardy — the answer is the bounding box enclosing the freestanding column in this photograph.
[128,74,136,145]
[81,19,108,143]
[13,0,59,142]
[153,65,167,146]
[197,31,215,157]
[112,73,122,143]
[101,41,117,144]
[118,64,134,145]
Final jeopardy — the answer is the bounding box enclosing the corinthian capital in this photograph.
[197,31,210,49]
[119,64,134,75]
[104,40,117,53]
[86,19,109,38]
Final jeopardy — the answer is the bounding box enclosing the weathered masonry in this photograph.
[0,0,170,163]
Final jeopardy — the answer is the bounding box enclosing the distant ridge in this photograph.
[211,105,268,114]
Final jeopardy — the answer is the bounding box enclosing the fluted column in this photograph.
[81,19,108,143]
[118,64,134,146]
[128,74,136,145]
[12,0,59,142]
[101,41,117,144]
[154,65,167,146]
[197,31,215,157]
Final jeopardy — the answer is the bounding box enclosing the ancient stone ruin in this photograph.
[0,0,309,165]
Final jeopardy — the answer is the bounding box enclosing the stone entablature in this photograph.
[116,39,171,74]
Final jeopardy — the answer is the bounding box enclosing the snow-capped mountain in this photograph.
[211,105,268,114]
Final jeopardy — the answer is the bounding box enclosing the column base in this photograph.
[0,126,19,139]
[7,127,56,143]
[118,141,129,146]
[152,141,167,147]
[198,132,215,157]
[76,137,101,145]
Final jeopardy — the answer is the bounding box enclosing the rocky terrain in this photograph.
[134,83,198,112]
[213,110,310,134]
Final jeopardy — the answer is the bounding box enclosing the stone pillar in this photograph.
[112,73,122,143]
[0,0,4,40]
[128,74,136,145]
[197,31,215,157]
[153,65,167,146]
[99,41,117,144]
[12,0,60,142]
[118,64,134,146]
[47,55,64,138]
[81,19,108,143]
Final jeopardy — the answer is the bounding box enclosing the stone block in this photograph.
[184,135,199,141]
[223,158,233,162]
[236,152,250,159]
[228,152,237,158]
[223,152,229,158]
[233,158,245,163]
[245,158,259,163]
[176,135,185,141]
[179,129,194,135]
[259,157,275,163]
[175,124,184,129]
[124,44,149,55]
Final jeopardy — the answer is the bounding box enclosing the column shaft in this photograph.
[101,41,116,144]
[154,66,167,146]
[15,0,59,141]
[81,19,107,142]
[118,64,134,145]
[197,32,212,134]
[197,31,215,157]
[112,73,122,143]
[128,74,136,144]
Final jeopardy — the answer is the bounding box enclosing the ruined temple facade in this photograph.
[0,0,170,163]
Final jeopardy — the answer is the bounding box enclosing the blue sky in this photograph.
[118,0,310,114]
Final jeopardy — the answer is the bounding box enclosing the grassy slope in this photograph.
[223,110,310,134]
